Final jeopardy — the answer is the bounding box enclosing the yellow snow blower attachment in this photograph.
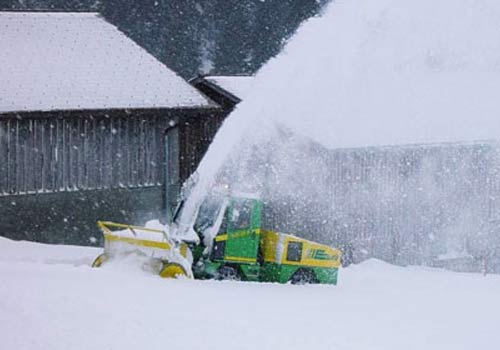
[92,221,193,279]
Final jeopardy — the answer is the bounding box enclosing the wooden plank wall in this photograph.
[178,113,226,183]
[0,114,167,196]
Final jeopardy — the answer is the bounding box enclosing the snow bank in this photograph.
[0,12,213,113]
[0,236,99,266]
[1,238,499,350]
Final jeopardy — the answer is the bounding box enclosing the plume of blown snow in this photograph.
[193,0,500,185]
[179,0,500,264]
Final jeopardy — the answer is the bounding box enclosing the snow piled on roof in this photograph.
[0,12,213,113]
[205,75,255,100]
[228,0,500,149]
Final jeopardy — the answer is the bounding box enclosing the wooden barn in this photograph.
[0,12,226,245]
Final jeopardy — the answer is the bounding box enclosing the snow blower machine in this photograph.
[92,191,342,284]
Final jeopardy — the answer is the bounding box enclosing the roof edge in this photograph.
[0,10,99,14]
[0,105,223,119]
[190,77,242,104]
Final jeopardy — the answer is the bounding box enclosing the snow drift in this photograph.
[179,0,500,270]
[1,237,500,350]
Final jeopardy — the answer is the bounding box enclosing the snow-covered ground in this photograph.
[1,237,499,350]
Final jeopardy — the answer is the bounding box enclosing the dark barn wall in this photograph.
[1,187,163,245]
[0,111,169,195]
[164,111,227,220]
[178,112,226,183]
[0,107,223,245]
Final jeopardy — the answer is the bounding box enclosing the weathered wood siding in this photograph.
[178,113,226,183]
[0,108,224,245]
[0,113,167,196]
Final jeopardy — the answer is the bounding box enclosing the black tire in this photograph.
[216,265,242,281]
[290,269,318,285]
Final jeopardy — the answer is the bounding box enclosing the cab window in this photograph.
[194,195,224,235]
[286,241,303,262]
[229,200,253,230]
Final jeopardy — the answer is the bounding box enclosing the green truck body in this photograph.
[190,195,341,284]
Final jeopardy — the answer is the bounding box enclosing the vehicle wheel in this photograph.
[216,265,242,281]
[159,262,188,279]
[92,253,108,268]
[290,269,318,285]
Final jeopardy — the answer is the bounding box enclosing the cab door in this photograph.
[223,198,262,263]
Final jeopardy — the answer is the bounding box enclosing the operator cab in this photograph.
[210,195,262,264]
[176,190,263,272]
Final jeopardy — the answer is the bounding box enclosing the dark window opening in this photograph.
[211,240,225,261]
[286,242,303,262]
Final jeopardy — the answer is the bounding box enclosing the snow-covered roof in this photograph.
[0,12,215,114]
[225,0,500,149]
[204,75,255,101]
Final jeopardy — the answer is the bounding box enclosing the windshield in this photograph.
[193,195,225,235]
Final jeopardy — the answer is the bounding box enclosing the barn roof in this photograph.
[0,12,215,114]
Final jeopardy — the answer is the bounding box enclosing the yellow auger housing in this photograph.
[92,221,192,278]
